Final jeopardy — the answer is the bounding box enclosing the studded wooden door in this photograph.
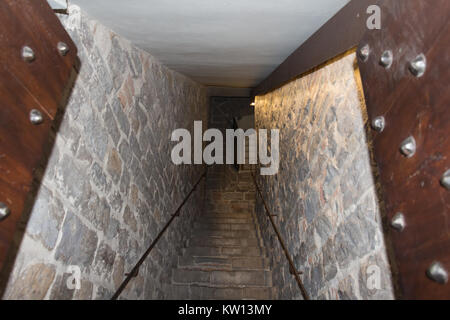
[357,0,450,299]
[0,0,77,271]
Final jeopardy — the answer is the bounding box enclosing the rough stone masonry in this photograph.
[254,53,395,299]
[1,5,208,299]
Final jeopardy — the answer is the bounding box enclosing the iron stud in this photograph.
[57,42,69,56]
[391,212,406,232]
[426,261,448,284]
[29,109,44,125]
[380,50,393,68]
[22,46,35,62]
[0,202,11,221]
[400,136,416,158]
[371,116,385,132]
[359,44,370,62]
[409,54,427,77]
[440,169,450,190]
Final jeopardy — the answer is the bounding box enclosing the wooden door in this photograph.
[0,0,77,271]
[358,0,450,299]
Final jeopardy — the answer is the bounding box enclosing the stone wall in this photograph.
[1,5,208,300]
[254,53,394,299]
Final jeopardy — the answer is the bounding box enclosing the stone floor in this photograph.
[170,165,274,299]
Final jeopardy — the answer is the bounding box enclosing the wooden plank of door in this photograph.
[0,0,77,271]
[358,0,450,299]
[0,0,77,118]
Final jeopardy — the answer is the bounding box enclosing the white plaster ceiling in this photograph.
[70,0,350,88]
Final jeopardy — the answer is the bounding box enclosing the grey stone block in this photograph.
[55,212,98,268]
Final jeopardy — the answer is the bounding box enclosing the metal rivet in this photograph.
[391,212,406,231]
[359,44,370,62]
[0,202,11,221]
[380,50,393,68]
[400,136,416,158]
[426,261,448,284]
[440,169,450,190]
[57,42,69,56]
[29,109,44,125]
[371,116,385,132]
[22,46,35,62]
[409,54,427,77]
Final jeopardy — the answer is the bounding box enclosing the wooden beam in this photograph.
[252,0,376,96]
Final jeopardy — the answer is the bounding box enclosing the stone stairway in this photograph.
[170,165,274,299]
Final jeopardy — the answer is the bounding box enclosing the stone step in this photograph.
[170,167,273,299]
[194,229,259,239]
[206,192,246,201]
[179,256,270,271]
[198,218,255,225]
[171,284,273,300]
[194,223,256,232]
[197,217,253,224]
[188,236,260,247]
[203,210,254,216]
[183,246,265,258]
[200,213,255,220]
[206,203,254,213]
[206,208,254,215]
[179,256,232,268]
[194,222,255,231]
[172,269,272,287]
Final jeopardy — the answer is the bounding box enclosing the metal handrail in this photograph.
[250,172,310,300]
[111,170,207,300]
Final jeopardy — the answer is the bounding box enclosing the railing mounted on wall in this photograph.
[111,170,207,300]
[250,172,310,300]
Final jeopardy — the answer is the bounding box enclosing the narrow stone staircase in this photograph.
[170,165,274,299]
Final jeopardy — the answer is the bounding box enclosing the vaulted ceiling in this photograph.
[71,0,349,88]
